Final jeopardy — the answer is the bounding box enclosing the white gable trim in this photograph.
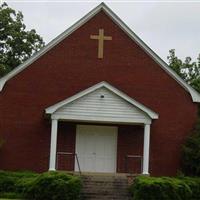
[45,81,158,120]
[1,3,199,102]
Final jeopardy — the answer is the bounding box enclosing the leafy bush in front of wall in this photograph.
[27,171,82,200]
[130,176,200,200]
[0,170,37,193]
[0,192,24,199]
[179,176,200,200]
[0,170,82,200]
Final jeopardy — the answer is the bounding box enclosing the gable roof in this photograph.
[0,3,200,102]
[45,81,159,120]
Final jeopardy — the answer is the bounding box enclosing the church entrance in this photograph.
[47,82,156,174]
[75,125,118,173]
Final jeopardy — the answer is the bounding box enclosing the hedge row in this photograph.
[130,176,200,200]
[0,170,82,200]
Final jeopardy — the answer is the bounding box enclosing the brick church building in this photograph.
[0,3,199,176]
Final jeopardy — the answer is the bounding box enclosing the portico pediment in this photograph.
[45,82,158,124]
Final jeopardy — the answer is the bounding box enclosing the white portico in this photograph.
[45,82,158,175]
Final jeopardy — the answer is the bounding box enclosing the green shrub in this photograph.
[15,176,37,195]
[0,192,24,199]
[0,171,37,193]
[130,176,200,200]
[0,175,16,193]
[0,170,82,200]
[27,171,82,200]
[179,177,200,200]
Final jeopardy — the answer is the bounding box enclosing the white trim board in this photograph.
[45,81,158,121]
[0,3,199,102]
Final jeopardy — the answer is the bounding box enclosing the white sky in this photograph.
[3,0,200,62]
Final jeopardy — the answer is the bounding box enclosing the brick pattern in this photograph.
[117,125,143,173]
[57,122,76,171]
[0,11,198,176]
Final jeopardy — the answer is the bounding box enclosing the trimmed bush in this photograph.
[0,171,82,200]
[27,171,82,200]
[130,176,200,200]
[0,192,24,199]
[0,171,37,194]
[180,177,200,200]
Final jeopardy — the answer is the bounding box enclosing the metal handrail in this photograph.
[125,155,143,174]
[56,152,81,175]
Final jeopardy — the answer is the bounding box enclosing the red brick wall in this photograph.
[117,125,143,174]
[57,122,76,171]
[0,11,198,176]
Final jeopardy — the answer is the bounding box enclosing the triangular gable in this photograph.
[0,3,199,102]
[45,81,158,124]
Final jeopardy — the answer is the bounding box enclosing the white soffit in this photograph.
[0,3,199,102]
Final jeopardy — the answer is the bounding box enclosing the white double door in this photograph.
[75,125,118,173]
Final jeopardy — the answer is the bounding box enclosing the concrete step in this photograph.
[80,174,133,200]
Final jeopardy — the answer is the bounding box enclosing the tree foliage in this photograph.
[0,2,45,77]
[182,118,200,176]
[167,49,200,93]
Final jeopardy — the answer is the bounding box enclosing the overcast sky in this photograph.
[3,0,200,62]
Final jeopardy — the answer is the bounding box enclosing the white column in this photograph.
[142,124,150,175]
[49,118,58,171]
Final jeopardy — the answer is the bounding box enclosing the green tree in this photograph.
[0,2,45,77]
[182,119,200,176]
[168,49,200,93]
